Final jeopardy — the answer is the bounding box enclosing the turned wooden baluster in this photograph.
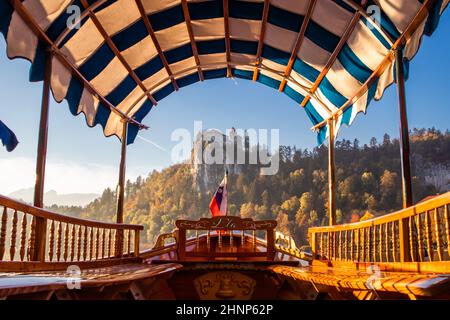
[392,222,397,262]
[416,214,424,262]
[372,226,376,262]
[127,229,131,256]
[63,223,69,262]
[56,221,62,262]
[107,229,112,258]
[367,228,371,262]
[112,229,117,257]
[27,217,36,261]
[365,228,370,262]
[95,228,100,260]
[338,231,342,260]
[241,230,245,247]
[366,227,371,262]
[355,229,360,261]
[360,228,365,262]
[378,224,383,262]
[70,224,76,262]
[218,230,223,249]
[89,227,94,261]
[425,210,433,261]
[83,226,88,261]
[349,230,354,261]
[101,228,106,259]
[384,223,389,262]
[9,210,18,261]
[408,216,417,262]
[333,232,337,260]
[76,225,82,261]
[343,230,348,261]
[445,204,450,260]
[0,207,7,261]
[20,213,27,261]
[316,232,320,259]
[207,230,211,250]
[48,220,55,261]
[434,208,444,261]
[327,232,331,260]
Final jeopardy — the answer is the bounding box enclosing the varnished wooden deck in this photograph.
[270,264,450,299]
[0,263,181,299]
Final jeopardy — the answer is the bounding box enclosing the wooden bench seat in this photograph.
[269,264,450,299]
[0,263,182,299]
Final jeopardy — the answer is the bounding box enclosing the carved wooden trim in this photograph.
[176,216,277,231]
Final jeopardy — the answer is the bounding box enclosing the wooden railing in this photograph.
[275,232,313,261]
[0,195,143,264]
[176,216,277,260]
[309,192,450,263]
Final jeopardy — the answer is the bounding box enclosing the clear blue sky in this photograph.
[0,15,449,195]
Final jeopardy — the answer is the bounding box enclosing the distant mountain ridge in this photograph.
[8,188,100,207]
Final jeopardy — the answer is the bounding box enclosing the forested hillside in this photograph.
[50,128,450,248]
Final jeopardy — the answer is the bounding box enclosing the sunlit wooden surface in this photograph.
[309,192,450,267]
[0,195,143,267]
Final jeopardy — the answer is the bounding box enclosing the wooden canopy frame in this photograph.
[6,0,437,227]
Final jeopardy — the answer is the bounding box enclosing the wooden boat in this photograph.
[0,0,449,300]
[0,192,449,300]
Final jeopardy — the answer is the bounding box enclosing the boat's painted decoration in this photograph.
[0,0,447,144]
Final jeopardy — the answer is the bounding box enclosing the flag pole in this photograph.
[225,169,229,216]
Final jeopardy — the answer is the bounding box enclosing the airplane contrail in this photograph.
[137,135,170,154]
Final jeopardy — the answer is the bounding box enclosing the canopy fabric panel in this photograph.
[0,0,448,144]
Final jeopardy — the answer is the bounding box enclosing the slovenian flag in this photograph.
[209,172,228,217]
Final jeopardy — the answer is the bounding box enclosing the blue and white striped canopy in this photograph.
[0,0,448,144]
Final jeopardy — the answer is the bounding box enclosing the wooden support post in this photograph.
[115,121,128,256]
[134,230,140,257]
[396,49,412,262]
[116,120,128,224]
[32,49,52,262]
[327,119,336,226]
[310,232,317,258]
[395,49,413,209]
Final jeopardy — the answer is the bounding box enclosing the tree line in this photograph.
[49,128,449,248]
